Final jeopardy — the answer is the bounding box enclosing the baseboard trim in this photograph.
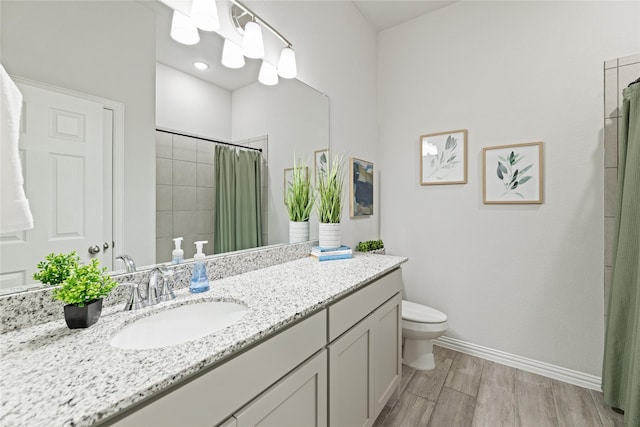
[434,336,602,391]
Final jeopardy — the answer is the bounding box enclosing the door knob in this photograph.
[88,245,101,255]
[103,242,110,250]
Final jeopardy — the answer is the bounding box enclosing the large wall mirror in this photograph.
[0,0,329,295]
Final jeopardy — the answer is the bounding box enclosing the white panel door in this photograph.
[0,82,107,291]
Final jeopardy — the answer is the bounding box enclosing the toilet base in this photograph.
[403,337,436,370]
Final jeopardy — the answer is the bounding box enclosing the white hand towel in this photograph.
[0,64,34,233]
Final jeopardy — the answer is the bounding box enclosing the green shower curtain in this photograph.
[602,82,640,427]
[214,145,263,254]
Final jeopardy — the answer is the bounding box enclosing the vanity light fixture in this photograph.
[193,61,209,70]
[170,9,200,45]
[258,61,279,86]
[221,39,245,69]
[191,0,219,32]
[241,20,264,59]
[230,0,298,82]
[277,46,297,79]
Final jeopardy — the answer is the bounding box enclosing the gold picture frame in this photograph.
[482,142,544,204]
[350,157,374,217]
[420,129,468,185]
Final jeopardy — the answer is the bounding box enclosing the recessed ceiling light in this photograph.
[193,61,209,70]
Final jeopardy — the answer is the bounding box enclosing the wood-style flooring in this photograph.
[374,345,625,427]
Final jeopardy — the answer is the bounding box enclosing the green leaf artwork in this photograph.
[496,151,533,199]
[425,135,461,180]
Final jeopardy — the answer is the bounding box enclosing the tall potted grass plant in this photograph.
[286,159,313,243]
[316,154,345,248]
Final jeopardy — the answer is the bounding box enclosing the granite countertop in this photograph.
[0,253,407,427]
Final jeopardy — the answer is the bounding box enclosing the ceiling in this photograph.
[353,1,458,31]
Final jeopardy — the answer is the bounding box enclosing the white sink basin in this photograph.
[110,301,248,350]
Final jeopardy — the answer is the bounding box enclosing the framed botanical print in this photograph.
[420,129,468,185]
[483,142,544,204]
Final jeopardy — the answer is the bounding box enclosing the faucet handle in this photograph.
[147,272,160,306]
[122,282,145,311]
[155,266,176,303]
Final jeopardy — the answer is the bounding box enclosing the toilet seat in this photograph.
[402,300,447,324]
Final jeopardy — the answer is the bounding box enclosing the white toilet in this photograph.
[402,300,448,370]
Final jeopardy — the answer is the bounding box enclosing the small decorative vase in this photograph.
[319,222,341,248]
[63,298,103,329]
[289,221,310,243]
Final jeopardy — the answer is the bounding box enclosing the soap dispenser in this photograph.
[172,237,184,265]
[189,241,210,293]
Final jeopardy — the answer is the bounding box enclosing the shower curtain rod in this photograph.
[156,128,263,152]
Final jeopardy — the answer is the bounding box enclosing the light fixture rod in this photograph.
[230,0,292,48]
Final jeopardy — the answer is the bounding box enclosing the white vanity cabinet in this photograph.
[233,350,327,427]
[108,311,326,427]
[105,268,402,427]
[327,269,402,427]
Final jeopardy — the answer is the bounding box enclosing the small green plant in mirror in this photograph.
[356,240,384,252]
[316,154,345,224]
[286,158,314,222]
[33,251,80,286]
[52,258,117,307]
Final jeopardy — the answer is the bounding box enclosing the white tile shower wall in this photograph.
[603,53,640,323]
[156,131,216,263]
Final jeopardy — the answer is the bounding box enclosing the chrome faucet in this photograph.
[148,265,176,305]
[122,282,145,311]
[115,254,137,273]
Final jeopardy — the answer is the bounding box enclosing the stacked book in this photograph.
[310,245,353,261]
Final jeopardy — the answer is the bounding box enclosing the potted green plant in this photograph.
[356,239,385,254]
[286,158,314,243]
[34,253,117,329]
[316,154,345,248]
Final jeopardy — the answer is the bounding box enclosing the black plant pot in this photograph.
[63,298,103,329]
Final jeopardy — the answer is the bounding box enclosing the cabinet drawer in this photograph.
[108,310,327,427]
[328,269,401,342]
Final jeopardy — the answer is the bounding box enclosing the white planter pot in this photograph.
[318,223,341,248]
[289,221,310,243]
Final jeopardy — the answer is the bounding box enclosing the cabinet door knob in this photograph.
[103,242,110,250]
[88,245,101,255]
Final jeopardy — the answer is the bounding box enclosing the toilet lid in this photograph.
[402,300,447,323]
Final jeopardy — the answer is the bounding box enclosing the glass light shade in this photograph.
[191,0,219,31]
[258,61,278,86]
[170,10,199,45]
[277,47,297,79]
[242,21,264,59]
[221,39,245,69]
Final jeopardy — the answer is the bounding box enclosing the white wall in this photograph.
[378,1,640,376]
[156,63,232,141]
[247,1,380,248]
[0,1,156,266]
[232,79,329,245]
